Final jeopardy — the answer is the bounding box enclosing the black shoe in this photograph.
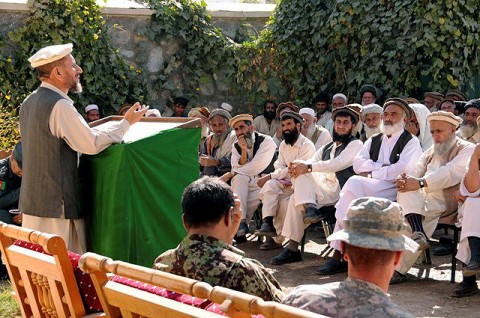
[315,257,347,275]
[260,237,282,250]
[254,222,277,237]
[235,235,247,244]
[432,243,452,256]
[451,281,479,298]
[271,248,302,265]
[463,256,480,276]
[303,206,324,224]
[237,221,249,237]
[390,271,408,285]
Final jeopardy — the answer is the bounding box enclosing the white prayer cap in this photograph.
[28,43,73,68]
[361,104,383,116]
[427,110,462,128]
[145,109,161,118]
[84,104,99,113]
[220,102,233,112]
[332,93,347,102]
[299,107,316,118]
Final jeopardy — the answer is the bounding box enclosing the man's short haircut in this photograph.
[334,111,357,125]
[182,177,234,228]
[174,97,189,107]
[263,100,277,109]
[344,243,396,268]
[314,93,329,104]
[35,56,68,78]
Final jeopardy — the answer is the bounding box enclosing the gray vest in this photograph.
[19,87,83,219]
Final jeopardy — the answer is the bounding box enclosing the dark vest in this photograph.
[19,87,83,219]
[321,135,357,187]
[234,132,277,175]
[369,130,413,164]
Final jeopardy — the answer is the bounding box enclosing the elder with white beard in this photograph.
[317,98,423,275]
[359,103,383,142]
[299,107,332,150]
[456,99,480,144]
[199,109,237,177]
[391,111,474,284]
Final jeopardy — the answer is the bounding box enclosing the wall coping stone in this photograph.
[0,0,275,18]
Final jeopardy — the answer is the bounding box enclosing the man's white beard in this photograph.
[433,134,456,157]
[302,124,316,139]
[458,123,478,139]
[382,120,405,136]
[365,124,382,139]
[211,131,228,147]
[70,82,82,93]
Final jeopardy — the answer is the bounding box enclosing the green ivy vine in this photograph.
[0,0,147,149]
[137,0,237,104]
[2,0,480,150]
[241,0,480,107]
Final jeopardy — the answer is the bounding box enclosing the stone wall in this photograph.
[0,4,271,115]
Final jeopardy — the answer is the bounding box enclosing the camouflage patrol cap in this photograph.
[327,197,419,252]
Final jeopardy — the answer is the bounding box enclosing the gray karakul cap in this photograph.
[327,197,419,253]
[280,110,304,127]
[208,108,231,121]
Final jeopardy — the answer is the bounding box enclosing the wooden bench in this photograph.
[79,252,328,318]
[0,221,101,317]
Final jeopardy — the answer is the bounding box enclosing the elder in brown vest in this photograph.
[392,111,474,284]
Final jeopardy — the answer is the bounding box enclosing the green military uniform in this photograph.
[154,234,284,302]
[283,278,414,318]
[0,157,21,224]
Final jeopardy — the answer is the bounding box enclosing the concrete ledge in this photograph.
[0,0,274,18]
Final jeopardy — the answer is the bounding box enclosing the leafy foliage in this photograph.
[0,0,147,150]
[138,0,237,104]
[241,0,480,106]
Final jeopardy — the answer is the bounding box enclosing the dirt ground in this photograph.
[240,225,479,318]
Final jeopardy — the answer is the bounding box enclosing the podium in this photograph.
[86,116,201,266]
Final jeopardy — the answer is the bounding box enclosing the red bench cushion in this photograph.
[13,241,103,313]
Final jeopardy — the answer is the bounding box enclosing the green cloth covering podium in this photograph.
[86,116,201,267]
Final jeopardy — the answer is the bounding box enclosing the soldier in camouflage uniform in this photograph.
[153,176,284,302]
[0,142,23,225]
[0,142,23,279]
[282,197,418,317]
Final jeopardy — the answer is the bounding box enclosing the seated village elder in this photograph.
[188,107,211,144]
[199,109,236,177]
[406,103,433,151]
[84,104,101,123]
[457,99,480,144]
[423,92,444,112]
[321,98,423,275]
[221,114,277,238]
[391,111,473,284]
[269,106,363,265]
[153,177,284,302]
[452,142,480,297]
[271,102,301,147]
[253,100,280,137]
[283,197,417,318]
[359,103,383,142]
[299,107,332,150]
[255,111,316,249]
[324,93,348,135]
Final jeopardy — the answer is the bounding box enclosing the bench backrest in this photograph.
[0,222,86,317]
[79,252,327,318]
